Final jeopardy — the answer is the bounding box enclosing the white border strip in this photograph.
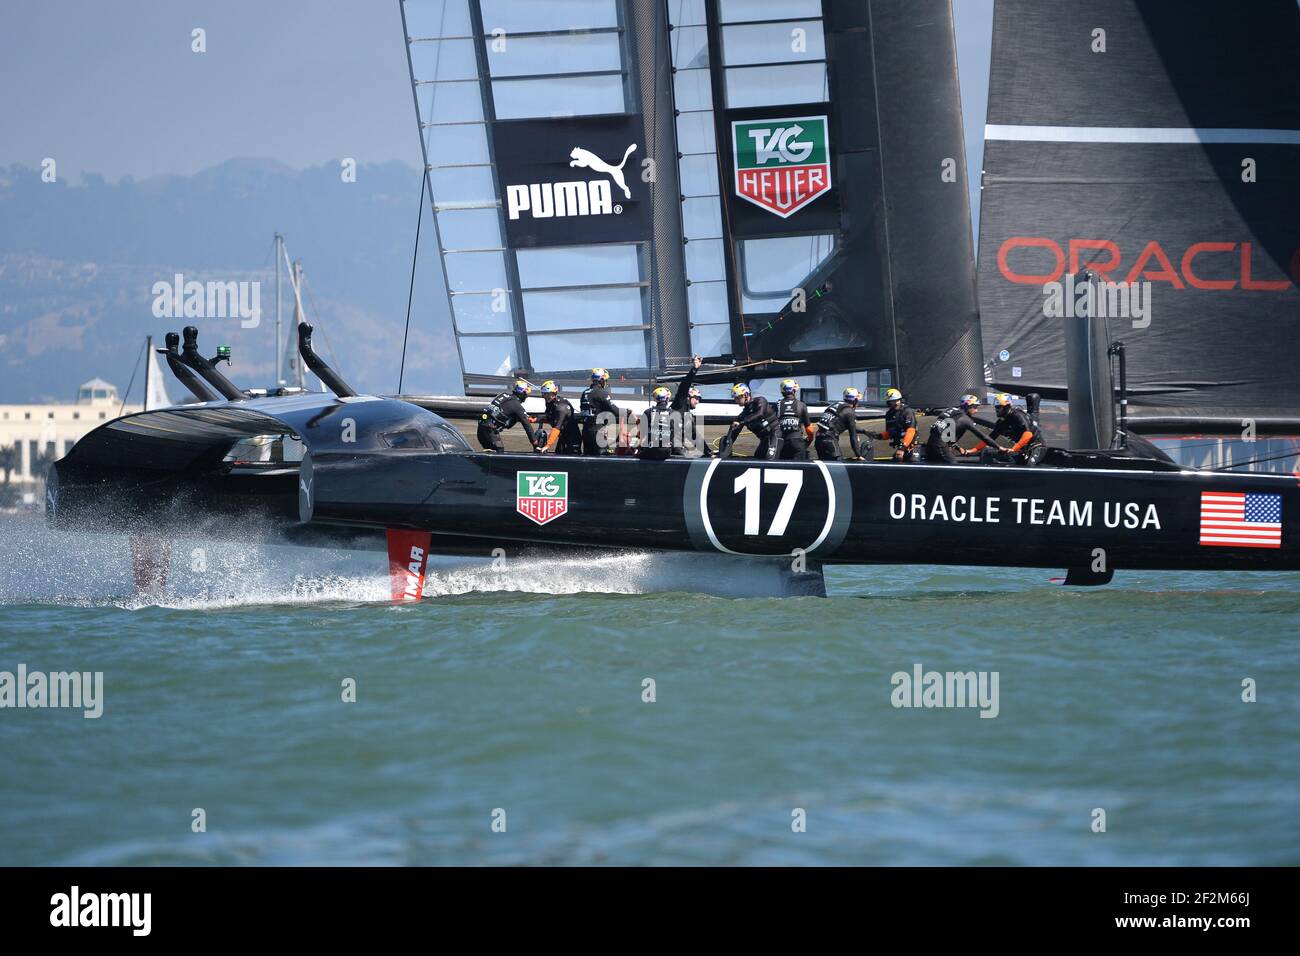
[985,124,1300,145]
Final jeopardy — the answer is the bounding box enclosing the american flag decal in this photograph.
[1199,492,1282,548]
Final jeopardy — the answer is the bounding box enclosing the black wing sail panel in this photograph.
[682,0,982,405]
[978,0,1300,424]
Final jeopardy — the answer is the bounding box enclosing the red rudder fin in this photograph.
[386,529,432,602]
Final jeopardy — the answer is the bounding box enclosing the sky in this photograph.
[0,0,424,181]
[0,0,995,218]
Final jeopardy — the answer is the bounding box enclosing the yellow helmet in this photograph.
[993,392,1013,407]
[540,380,559,396]
[731,383,751,400]
[512,380,531,397]
[590,368,609,383]
[652,386,671,403]
[780,378,798,396]
[885,388,903,403]
[960,393,981,408]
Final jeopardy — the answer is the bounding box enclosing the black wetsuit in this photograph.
[539,397,582,455]
[638,404,678,460]
[924,408,996,464]
[774,396,811,461]
[814,401,863,461]
[987,407,1046,465]
[882,403,919,461]
[670,365,712,457]
[477,391,537,452]
[722,396,777,459]
[579,384,619,455]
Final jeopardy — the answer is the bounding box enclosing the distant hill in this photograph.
[0,159,458,403]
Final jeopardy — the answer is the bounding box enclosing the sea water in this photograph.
[1,513,1296,865]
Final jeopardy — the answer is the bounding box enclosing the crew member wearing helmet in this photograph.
[579,368,621,455]
[969,393,1046,466]
[535,380,582,455]
[721,383,777,458]
[478,380,539,453]
[639,385,678,460]
[876,387,919,462]
[923,393,998,464]
[773,379,814,461]
[670,355,712,457]
[814,386,867,461]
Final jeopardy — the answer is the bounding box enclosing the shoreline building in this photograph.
[0,378,142,486]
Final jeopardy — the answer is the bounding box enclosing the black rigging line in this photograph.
[398,166,427,395]
[1209,447,1300,472]
[117,339,146,416]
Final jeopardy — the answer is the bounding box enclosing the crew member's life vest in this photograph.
[644,406,675,449]
[777,397,804,435]
[884,404,917,447]
[817,401,849,435]
[482,391,514,431]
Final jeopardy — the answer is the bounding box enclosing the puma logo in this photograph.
[299,476,312,498]
[570,144,637,200]
[505,143,638,221]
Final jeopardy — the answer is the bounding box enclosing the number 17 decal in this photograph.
[734,467,803,536]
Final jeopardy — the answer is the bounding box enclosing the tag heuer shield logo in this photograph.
[732,115,832,218]
[517,471,568,526]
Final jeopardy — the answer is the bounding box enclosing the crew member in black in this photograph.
[671,355,712,458]
[639,386,677,460]
[876,387,919,462]
[968,393,1046,466]
[721,383,777,459]
[814,386,866,461]
[536,380,583,455]
[579,368,622,455]
[773,378,814,461]
[477,380,538,453]
[924,393,998,464]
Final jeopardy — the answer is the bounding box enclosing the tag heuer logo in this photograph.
[517,471,568,526]
[732,115,831,218]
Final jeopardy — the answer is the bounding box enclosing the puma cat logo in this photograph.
[505,142,639,221]
[569,144,637,199]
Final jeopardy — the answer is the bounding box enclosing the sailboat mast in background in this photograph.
[274,232,284,388]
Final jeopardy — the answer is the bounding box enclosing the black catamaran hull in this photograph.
[300,451,1299,576]
[46,394,1298,588]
